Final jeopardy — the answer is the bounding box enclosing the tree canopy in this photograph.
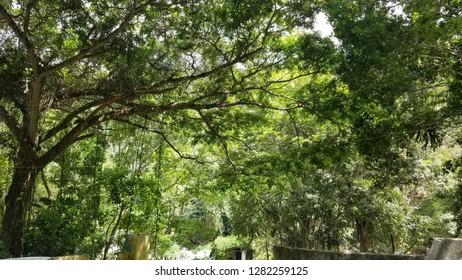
[1,0,462,258]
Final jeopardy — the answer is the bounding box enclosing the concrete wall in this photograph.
[273,245,424,260]
[425,238,462,260]
[116,234,150,260]
[50,255,90,260]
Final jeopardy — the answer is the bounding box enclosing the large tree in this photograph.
[323,0,462,242]
[0,0,321,256]
[324,0,462,153]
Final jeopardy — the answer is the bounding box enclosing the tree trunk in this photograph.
[2,146,40,257]
[356,219,369,252]
[103,205,125,260]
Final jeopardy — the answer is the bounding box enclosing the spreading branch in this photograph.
[24,0,39,33]
[197,110,237,172]
[43,0,166,76]
[134,46,264,95]
[116,118,210,165]
[0,105,22,141]
[39,94,126,144]
[0,4,43,74]
[37,98,229,167]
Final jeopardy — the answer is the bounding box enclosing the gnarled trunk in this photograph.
[2,146,40,257]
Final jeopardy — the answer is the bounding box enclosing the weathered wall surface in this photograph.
[425,238,462,260]
[273,245,424,260]
[50,255,90,260]
[116,234,150,260]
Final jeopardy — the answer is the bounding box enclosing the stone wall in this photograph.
[425,238,462,260]
[50,255,90,260]
[273,245,424,260]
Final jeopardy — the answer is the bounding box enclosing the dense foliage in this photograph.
[1,0,461,258]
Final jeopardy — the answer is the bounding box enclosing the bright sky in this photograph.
[313,12,334,37]
[313,12,340,46]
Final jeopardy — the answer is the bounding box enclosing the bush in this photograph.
[210,235,250,260]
